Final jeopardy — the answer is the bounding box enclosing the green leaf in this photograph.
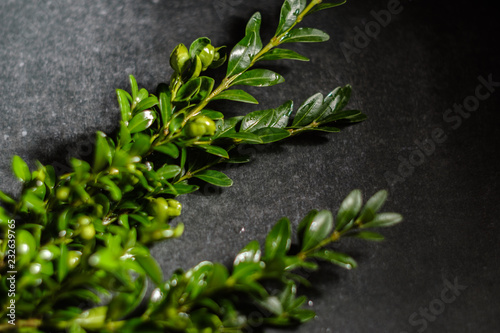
[189,37,211,59]
[107,275,147,321]
[118,121,132,147]
[253,127,291,143]
[129,75,139,101]
[275,0,307,36]
[349,231,385,241]
[200,109,224,120]
[174,77,202,102]
[170,43,190,74]
[292,93,324,126]
[231,69,284,87]
[335,189,363,231]
[137,88,149,103]
[130,133,151,156]
[214,116,243,138]
[219,132,263,144]
[362,213,403,228]
[169,113,185,133]
[265,217,291,260]
[194,170,233,187]
[58,243,69,282]
[212,90,258,104]
[193,76,215,102]
[234,240,261,268]
[0,190,16,205]
[321,110,361,124]
[241,109,274,132]
[157,164,181,180]
[134,96,158,114]
[311,249,357,270]
[358,190,388,223]
[157,83,173,125]
[270,100,294,128]
[173,182,199,195]
[258,48,309,62]
[318,85,352,122]
[12,155,31,182]
[198,145,229,158]
[282,27,330,43]
[99,176,122,201]
[300,210,333,251]
[153,143,179,159]
[117,89,132,122]
[308,0,347,15]
[134,253,163,286]
[44,165,56,189]
[309,126,340,132]
[128,110,157,134]
[94,131,112,171]
[226,12,263,76]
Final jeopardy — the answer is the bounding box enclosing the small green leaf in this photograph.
[189,37,212,59]
[265,217,291,260]
[308,126,340,133]
[130,133,151,156]
[308,0,346,15]
[241,109,274,132]
[0,190,16,205]
[275,0,307,36]
[118,121,132,147]
[157,164,181,180]
[219,132,263,144]
[253,127,291,143]
[58,243,69,282]
[226,12,263,76]
[311,249,357,270]
[214,116,243,138]
[335,189,363,231]
[194,170,233,187]
[362,213,403,228]
[258,48,309,62]
[153,143,179,159]
[133,96,158,114]
[99,176,122,201]
[234,240,261,268]
[282,28,330,43]
[198,145,229,159]
[231,69,284,87]
[169,113,185,133]
[300,210,333,251]
[358,190,388,223]
[212,90,258,104]
[174,78,202,102]
[350,231,385,241]
[137,88,149,103]
[292,93,324,126]
[128,110,157,134]
[200,109,224,120]
[270,100,294,128]
[12,155,31,182]
[157,83,173,125]
[193,76,215,101]
[129,75,138,101]
[134,253,163,286]
[117,89,132,122]
[170,43,190,74]
[321,110,361,124]
[94,131,112,171]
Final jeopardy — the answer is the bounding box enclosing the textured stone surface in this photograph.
[1,0,499,332]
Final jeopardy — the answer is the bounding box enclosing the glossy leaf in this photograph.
[58,243,69,283]
[241,109,274,132]
[174,77,202,102]
[300,210,333,251]
[258,48,309,62]
[157,164,181,180]
[226,12,263,76]
[358,190,388,223]
[321,110,361,124]
[0,190,16,205]
[128,110,157,134]
[335,189,363,231]
[362,213,403,228]
[231,69,284,87]
[134,96,158,114]
[99,176,122,201]
[117,89,131,122]
[135,253,163,286]
[198,145,229,159]
[270,100,294,128]
[12,155,31,182]
[157,83,173,125]
[276,0,307,36]
[129,75,139,101]
[193,76,215,101]
[212,90,258,104]
[318,85,352,121]
[253,127,291,143]
[234,240,261,268]
[194,170,233,187]
[292,93,324,126]
[308,0,347,15]
[311,249,357,270]
[94,131,112,171]
[214,116,243,138]
[265,217,291,260]
[282,28,330,43]
[200,109,224,120]
[219,132,263,144]
[153,143,179,159]
[350,231,385,241]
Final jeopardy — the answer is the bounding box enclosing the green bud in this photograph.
[56,187,70,201]
[67,251,82,270]
[199,44,215,70]
[195,115,216,136]
[170,43,190,74]
[166,199,182,217]
[80,224,95,240]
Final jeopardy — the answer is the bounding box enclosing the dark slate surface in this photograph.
[1,0,499,332]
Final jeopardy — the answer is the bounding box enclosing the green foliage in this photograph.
[0,1,402,332]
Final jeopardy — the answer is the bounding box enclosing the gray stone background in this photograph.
[1,0,499,332]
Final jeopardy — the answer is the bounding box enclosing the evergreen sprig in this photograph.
[0,1,402,332]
